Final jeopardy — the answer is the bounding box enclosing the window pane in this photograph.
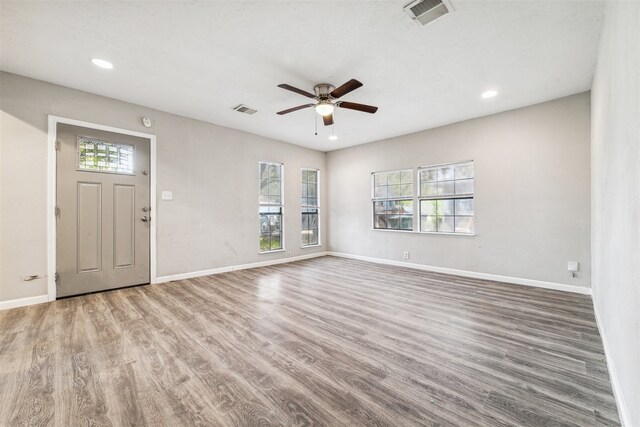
[401,170,413,184]
[374,200,413,230]
[437,199,454,215]
[301,183,308,198]
[374,173,387,186]
[388,185,401,198]
[422,168,438,183]
[269,164,281,179]
[259,162,284,251]
[421,215,437,232]
[455,178,474,195]
[268,180,281,198]
[455,162,474,179]
[422,182,438,197]
[308,229,319,245]
[260,162,269,179]
[420,199,437,216]
[438,181,455,196]
[438,216,454,232]
[397,200,413,214]
[307,183,317,198]
[455,216,474,233]
[78,137,134,174]
[399,215,413,230]
[308,170,317,183]
[455,198,474,215]
[374,186,388,199]
[388,171,401,185]
[438,165,454,181]
[400,184,413,198]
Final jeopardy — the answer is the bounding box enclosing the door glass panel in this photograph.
[78,136,134,174]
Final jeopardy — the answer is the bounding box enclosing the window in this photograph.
[372,169,413,230]
[301,168,320,247]
[259,161,284,252]
[77,136,134,174]
[419,161,474,234]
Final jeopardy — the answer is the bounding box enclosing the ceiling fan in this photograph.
[276,79,378,126]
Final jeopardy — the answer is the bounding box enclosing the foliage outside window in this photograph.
[419,161,474,234]
[372,169,414,231]
[301,168,320,247]
[259,161,284,252]
[78,136,134,174]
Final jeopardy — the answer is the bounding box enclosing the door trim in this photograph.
[47,115,157,301]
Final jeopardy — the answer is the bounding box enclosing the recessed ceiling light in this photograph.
[329,134,338,141]
[481,90,498,99]
[91,58,113,69]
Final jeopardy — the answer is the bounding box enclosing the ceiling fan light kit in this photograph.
[276,79,378,129]
[314,100,334,116]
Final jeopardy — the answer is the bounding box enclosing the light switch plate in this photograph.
[161,191,173,201]
[567,261,579,272]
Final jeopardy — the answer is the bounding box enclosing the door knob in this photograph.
[141,216,149,222]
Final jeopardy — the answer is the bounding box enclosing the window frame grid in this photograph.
[371,169,415,232]
[418,160,475,235]
[259,161,285,253]
[76,135,136,175]
[301,167,321,248]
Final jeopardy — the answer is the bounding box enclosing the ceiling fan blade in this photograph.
[338,101,378,114]
[323,114,334,126]
[330,79,363,99]
[277,84,316,99]
[276,104,315,115]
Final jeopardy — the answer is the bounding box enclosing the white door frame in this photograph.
[47,115,157,301]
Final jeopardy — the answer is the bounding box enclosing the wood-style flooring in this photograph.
[0,256,621,426]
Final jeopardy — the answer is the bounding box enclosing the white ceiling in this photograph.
[0,1,604,151]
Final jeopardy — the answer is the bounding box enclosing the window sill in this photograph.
[418,231,476,237]
[259,249,286,255]
[371,228,475,237]
[371,228,414,233]
[301,244,322,249]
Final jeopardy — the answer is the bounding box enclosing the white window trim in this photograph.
[301,167,321,248]
[371,169,415,232]
[369,163,477,237]
[417,160,475,235]
[259,161,285,254]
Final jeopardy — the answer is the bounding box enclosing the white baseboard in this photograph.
[326,252,591,295]
[0,294,49,311]
[593,306,632,427]
[155,251,328,284]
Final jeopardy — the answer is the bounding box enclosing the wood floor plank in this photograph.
[0,256,621,426]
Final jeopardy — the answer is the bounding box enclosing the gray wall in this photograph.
[0,71,326,302]
[327,93,591,288]
[591,1,640,425]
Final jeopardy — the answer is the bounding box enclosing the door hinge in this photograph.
[55,140,61,151]
[54,272,59,286]
[55,205,60,217]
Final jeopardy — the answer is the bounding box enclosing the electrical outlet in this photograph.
[287,251,292,257]
[403,251,410,260]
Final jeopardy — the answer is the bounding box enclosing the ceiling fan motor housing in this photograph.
[314,84,336,99]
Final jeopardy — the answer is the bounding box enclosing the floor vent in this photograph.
[404,0,452,26]
[233,104,258,115]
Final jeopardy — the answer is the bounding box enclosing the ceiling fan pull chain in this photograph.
[314,112,318,136]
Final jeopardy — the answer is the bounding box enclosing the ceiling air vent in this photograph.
[404,0,452,26]
[233,104,257,115]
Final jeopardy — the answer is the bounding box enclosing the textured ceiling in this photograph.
[0,1,604,151]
